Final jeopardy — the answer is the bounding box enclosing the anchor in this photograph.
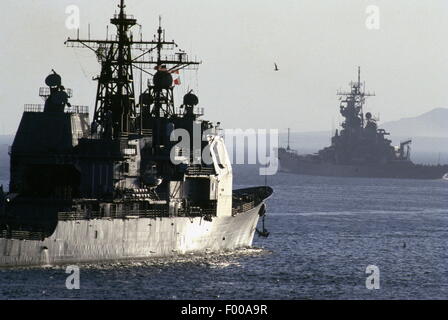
[256,211,270,238]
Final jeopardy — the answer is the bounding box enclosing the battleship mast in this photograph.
[336,67,375,132]
[65,0,200,138]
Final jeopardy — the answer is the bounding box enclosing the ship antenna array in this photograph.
[336,66,376,122]
[335,67,376,127]
[64,0,202,137]
[357,66,361,88]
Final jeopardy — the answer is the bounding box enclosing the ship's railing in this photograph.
[57,208,217,221]
[232,201,255,216]
[58,210,167,221]
[39,87,73,98]
[178,208,216,217]
[76,129,153,140]
[174,107,205,117]
[186,165,215,176]
[24,104,44,112]
[232,186,273,215]
[77,132,103,140]
[69,106,89,114]
[140,129,153,136]
[112,13,135,20]
[24,104,89,114]
[0,229,46,241]
[138,54,198,66]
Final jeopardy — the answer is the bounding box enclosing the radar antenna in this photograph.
[65,0,201,138]
[336,67,375,130]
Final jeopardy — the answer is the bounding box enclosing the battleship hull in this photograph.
[0,203,265,268]
[278,149,448,180]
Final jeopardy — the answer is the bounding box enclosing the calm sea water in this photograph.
[0,165,447,300]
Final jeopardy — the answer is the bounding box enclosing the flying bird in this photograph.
[274,63,279,71]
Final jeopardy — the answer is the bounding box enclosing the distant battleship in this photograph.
[0,0,272,267]
[278,68,448,180]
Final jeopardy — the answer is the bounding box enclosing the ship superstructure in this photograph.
[0,0,272,267]
[318,67,410,165]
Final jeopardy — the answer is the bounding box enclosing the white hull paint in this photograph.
[0,204,263,267]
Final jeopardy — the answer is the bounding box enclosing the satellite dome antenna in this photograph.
[183,90,199,106]
[45,70,62,87]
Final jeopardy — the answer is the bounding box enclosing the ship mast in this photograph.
[65,0,201,138]
[336,67,375,131]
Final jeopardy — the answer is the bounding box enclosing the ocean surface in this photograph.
[0,165,447,300]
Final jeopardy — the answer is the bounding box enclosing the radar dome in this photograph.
[45,73,62,87]
[183,93,199,106]
[153,71,173,89]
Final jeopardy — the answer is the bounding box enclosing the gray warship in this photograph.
[278,68,448,179]
[0,0,272,267]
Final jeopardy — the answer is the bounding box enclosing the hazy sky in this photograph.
[1,0,448,134]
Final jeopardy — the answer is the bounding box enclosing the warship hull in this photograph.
[279,149,448,180]
[0,203,264,268]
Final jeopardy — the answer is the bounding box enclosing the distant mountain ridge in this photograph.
[1,109,448,179]
[284,108,448,139]
[381,108,448,138]
[280,108,448,164]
